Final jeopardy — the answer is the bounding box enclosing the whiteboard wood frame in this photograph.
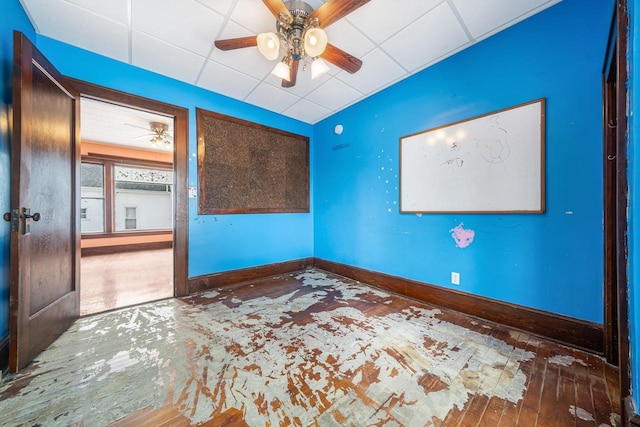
[400,98,545,214]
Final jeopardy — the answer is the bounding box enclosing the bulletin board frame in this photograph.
[197,108,309,214]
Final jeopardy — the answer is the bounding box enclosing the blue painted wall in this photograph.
[0,0,620,368]
[313,0,612,323]
[34,37,314,278]
[0,1,36,343]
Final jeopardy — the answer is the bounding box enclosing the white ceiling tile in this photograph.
[245,83,300,113]
[65,0,129,24]
[210,48,274,80]
[336,48,406,94]
[132,31,206,85]
[452,0,561,40]
[324,21,374,60]
[382,2,470,71]
[346,0,442,44]
[198,61,260,100]
[229,0,277,35]
[194,0,235,16]
[282,99,331,124]
[131,0,224,56]
[306,78,363,111]
[20,0,129,62]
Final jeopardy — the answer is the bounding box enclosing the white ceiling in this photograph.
[81,98,174,152]
[20,0,562,125]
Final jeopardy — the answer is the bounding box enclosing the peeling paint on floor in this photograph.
[0,269,619,426]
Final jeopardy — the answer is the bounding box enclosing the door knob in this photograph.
[24,211,41,221]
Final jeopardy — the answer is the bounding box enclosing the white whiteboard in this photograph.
[400,99,545,213]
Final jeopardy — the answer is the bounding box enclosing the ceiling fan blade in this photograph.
[214,36,258,51]
[308,0,371,28]
[321,44,362,74]
[282,59,299,88]
[134,134,154,140]
[262,0,291,19]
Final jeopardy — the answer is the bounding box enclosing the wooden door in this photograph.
[7,31,80,372]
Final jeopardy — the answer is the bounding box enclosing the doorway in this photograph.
[79,98,175,315]
[69,78,190,307]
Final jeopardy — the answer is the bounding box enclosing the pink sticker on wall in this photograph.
[450,223,475,248]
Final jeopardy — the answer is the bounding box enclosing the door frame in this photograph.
[68,78,189,298]
[602,0,633,420]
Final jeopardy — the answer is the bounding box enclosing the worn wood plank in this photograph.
[0,268,620,426]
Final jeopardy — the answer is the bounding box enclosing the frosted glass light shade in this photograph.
[257,32,280,60]
[304,28,328,57]
[272,61,291,81]
[311,58,330,79]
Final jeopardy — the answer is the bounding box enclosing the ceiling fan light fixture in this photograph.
[257,32,280,60]
[272,59,291,81]
[311,57,330,79]
[304,27,328,57]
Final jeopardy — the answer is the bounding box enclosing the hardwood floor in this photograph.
[80,248,173,315]
[0,269,620,426]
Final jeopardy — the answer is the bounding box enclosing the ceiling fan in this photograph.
[126,121,173,148]
[214,0,370,88]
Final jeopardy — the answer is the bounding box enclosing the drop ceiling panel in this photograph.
[323,21,375,60]
[382,3,471,72]
[194,0,236,16]
[244,83,301,113]
[336,49,407,94]
[452,0,562,40]
[20,0,129,63]
[306,79,363,111]
[19,0,564,124]
[230,0,280,34]
[65,0,129,24]
[131,0,224,56]
[346,0,443,44]
[132,31,206,85]
[283,99,331,124]
[199,61,260,100]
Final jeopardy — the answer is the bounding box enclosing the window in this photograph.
[81,159,173,235]
[124,207,137,230]
[80,163,105,233]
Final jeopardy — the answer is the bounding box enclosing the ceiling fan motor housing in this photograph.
[278,1,315,60]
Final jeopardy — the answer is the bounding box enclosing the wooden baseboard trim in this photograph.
[81,241,173,257]
[624,396,640,427]
[188,258,314,294]
[0,334,8,376]
[313,258,604,354]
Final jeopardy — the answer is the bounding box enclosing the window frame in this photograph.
[81,155,173,237]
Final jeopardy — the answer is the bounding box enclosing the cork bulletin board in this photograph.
[196,108,309,214]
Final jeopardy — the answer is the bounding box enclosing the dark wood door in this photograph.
[8,31,80,372]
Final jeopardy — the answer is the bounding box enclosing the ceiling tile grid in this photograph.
[19,0,563,124]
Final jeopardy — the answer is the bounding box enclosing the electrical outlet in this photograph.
[451,272,460,285]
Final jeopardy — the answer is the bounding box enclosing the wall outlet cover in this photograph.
[451,272,460,285]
